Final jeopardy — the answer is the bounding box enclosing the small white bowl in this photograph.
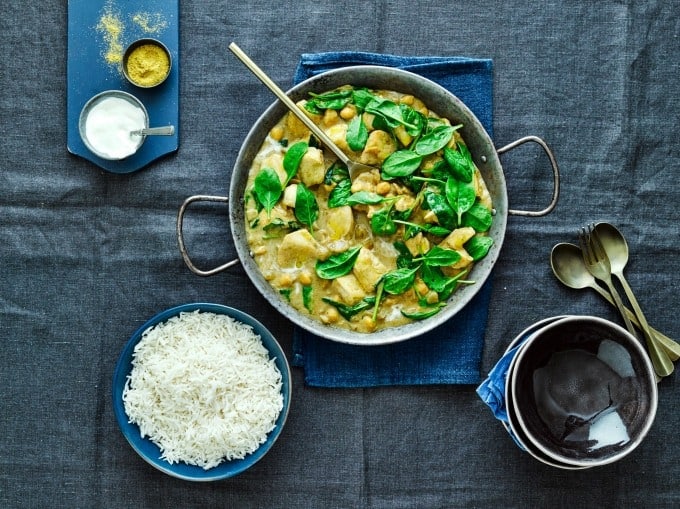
[78,90,149,160]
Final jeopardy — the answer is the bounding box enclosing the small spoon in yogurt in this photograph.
[131,126,175,136]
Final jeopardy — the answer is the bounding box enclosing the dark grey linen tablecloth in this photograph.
[2,1,679,508]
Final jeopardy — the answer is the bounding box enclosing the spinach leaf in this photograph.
[424,190,457,230]
[380,265,420,295]
[401,304,445,320]
[400,105,425,138]
[307,89,353,110]
[315,246,362,279]
[346,115,369,151]
[421,264,449,293]
[295,183,319,231]
[279,288,292,301]
[420,159,451,181]
[324,162,349,185]
[304,101,323,115]
[465,235,494,260]
[393,220,451,237]
[262,218,301,238]
[443,143,474,183]
[461,203,493,232]
[322,296,376,321]
[283,141,308,185]
[253,167,282,215]
[327,178,352,208]
[413,245,461,267]
[346,191,385,206]
[381,150,423,179]
[414,125,459,156]
[445,177,476,224]
[393,241,414,268]
[352,88,376,111]
[371,208,397,236]
[365,99,407,128]
[422,266,471,300]
[302,285,313,312]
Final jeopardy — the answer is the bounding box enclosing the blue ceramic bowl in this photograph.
[112,303,291,481]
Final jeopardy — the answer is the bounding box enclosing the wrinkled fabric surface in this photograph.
[291,52,493,387]
[2,1,679,508]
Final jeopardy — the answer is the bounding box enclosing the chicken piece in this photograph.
[256,205,296,231]
[281,184,298,208]
[323,109,340,127]
[350,169,380,194]
[277,229,329,267]
[440,227,476,251]
[298,147,326,187]
[438,227,476,270]
[285,100,322,141]
[360,130,397,165]
[361,112,377,130]
[393,125,412,147]
[441,249,474,271]
[405,232,430,257]
[326,123,351,152]
[353,248,389,291]
[474,170,493,209]
[331,274,366,306]
[325,205,354,240]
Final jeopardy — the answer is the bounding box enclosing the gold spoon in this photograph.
[592,222,677,360]
[229,42,377,180]
[550,242,680,361]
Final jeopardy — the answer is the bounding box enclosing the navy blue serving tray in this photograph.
[67,0,179,173]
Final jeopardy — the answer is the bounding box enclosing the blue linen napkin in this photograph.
[291,52,494,388]
[476,342,526,449]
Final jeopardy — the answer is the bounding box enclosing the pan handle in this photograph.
[496,135,560,217]
[176,195,240,277]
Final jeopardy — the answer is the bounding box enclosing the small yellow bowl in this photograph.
[122,38,172,88]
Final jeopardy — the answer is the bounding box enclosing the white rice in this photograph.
[122,310,284,470]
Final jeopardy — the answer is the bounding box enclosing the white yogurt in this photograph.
[83,96,146,159]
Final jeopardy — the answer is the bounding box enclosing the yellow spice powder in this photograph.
[97,10,125,65]
[132,12,168,34]
[125,44,170,86]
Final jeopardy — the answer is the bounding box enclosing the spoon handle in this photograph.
[131,126,175,136]
[614,272,675,375]
[590,283,680,361]
[228,42,351,167]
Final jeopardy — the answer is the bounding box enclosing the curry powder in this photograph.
[125,44,170,87]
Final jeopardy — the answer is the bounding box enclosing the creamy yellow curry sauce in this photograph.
[245,86,494,333]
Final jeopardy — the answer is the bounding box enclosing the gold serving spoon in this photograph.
[229,42,377,180]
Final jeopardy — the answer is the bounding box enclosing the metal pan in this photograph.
[177,66,560,345]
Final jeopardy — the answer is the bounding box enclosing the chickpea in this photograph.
[320,307,340,324]
[277,273,294,287]
[298,270,313,286]
[360,315,377,332]
[340,104,357,120]
[376,181,391,195]
[270,125,285,141]
[425,291,439,305]
[323,109,339,126]
[251,245,267,256]
[399,94,415,106]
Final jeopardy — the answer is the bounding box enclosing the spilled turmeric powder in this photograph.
[125,43,171,87]
[97,9,125,65]
[132,12,168,34]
